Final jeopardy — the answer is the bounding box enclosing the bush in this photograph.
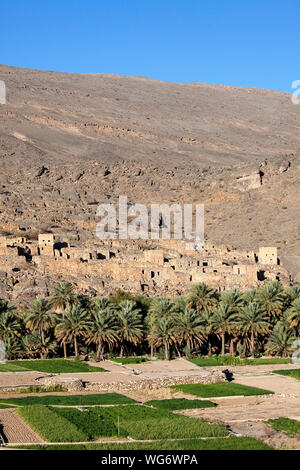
[18,405,88,442]
[18,385,66,394]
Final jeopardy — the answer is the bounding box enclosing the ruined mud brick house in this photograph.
[0,233,291,303]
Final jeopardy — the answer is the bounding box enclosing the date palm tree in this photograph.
[0,311,21,343]
[148,298,173,321]
[187,283,219,313]
[50,282,77,358]
[147,317,175,361]
[288,297,300,334]
[199,309,214,356]
[220,289,245,355]
[25,298,57,350]
[285,285,300,306]
[0,300,15,316]
[174,308,204,355]
[171,296,188,314]
[23,332,57,359]
[234,302,270,356]
[86,299,119,360]
[146,298,173,357]
[266,324,295,357]
[210,303,235,355]
[3,336,23,360]
[116,300,143,357]
[255,281,285,320]
[55,305,91,357]
[243,290,257,304]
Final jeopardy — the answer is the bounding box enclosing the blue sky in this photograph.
[0,0,299,92]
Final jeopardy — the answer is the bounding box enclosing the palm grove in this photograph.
[0,281,299,361]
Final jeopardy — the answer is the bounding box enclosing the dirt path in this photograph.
[233,372,300,397]
[181,395,300,421]
[229,421,300,450]
[0,409,43,444]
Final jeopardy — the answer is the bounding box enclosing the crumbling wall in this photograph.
[258,247,278,265]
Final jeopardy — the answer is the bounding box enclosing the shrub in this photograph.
[18,385,66,393]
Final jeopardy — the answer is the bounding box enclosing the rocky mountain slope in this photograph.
[0,64,299,291]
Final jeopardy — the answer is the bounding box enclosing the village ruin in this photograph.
[0,232,291,302]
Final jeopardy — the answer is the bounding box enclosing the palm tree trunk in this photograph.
[251,331,255,356]
[74,336,78,357]
[175,343,181,358]
[164,341,169,361]
[230,338,234,356]
[221,333,225,356]
[61,309,67,359]
[208,338,212,356]
[63,340,67,359]
[187,339,191,355]
[97,341,104,361]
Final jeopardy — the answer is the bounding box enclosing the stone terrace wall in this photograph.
[33,369,225,392]
[85,370,225,392]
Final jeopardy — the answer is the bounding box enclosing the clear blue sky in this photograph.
[1,0,299,92]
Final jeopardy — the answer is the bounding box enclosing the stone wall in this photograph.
[34,369,225,392]
[85,370,225,392]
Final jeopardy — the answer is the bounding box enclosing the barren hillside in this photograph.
[0,64,299,294]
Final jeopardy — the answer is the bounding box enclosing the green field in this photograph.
[110,357,149,364]
[0,404,18,409]
[189,356,291,367]
[273,369,300,380]
[16,402,228,442]
[18,405,88,442]
[268,418,300,438]
[7,436,272,450]
[145,398,216,410]
[54,404,228,440]
[0,359,105,373]
[0,363,31,372]
[0,393,136,407]
[171,382,274,398]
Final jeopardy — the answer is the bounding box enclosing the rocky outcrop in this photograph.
[234,173,262,192]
